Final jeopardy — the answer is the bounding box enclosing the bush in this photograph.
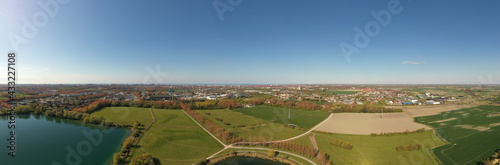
[371,128,426,136]
[395,144,422,151]
[330,139,353,150]
[215,117,223,122]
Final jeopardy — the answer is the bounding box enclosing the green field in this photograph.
[234,105,329,129]
[497,95,500,102]
[321,90,360,95]
[295,131,444,165]
[93,107,153,125]
[196,109,266,127]
[197,109,307,141]
[415,105,500,165]
[94,107,223,165]
[133,109,224,165]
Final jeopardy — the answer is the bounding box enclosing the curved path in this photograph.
[203,113,334,163]
[229,146,318,165]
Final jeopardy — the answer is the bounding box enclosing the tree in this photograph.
[268,149,275,157]
[130,153,155,165]
[133,130,141,137]
[113,153,123,164]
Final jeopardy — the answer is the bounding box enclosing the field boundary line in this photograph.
[181,109,227,147]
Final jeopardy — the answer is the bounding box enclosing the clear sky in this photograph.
[0,0,499,84]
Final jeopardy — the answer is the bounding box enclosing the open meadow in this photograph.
[94,107,224,165]
[197,109,307,141]
[92,107,153,125]
[415,105,500,165]
[233,105,330,129]
[294,130,444,165]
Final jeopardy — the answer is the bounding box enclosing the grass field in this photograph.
[196,109,266,127]
[295,131,444,165]
[321,90,360,95]
[197,109,307,141]
[133,109,224,165]
[93,107,153,125]
[415,105,500,165]
[234,105,330,129]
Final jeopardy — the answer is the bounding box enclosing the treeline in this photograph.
[113,136,135,164]
[269,141,316,158]
[73,100,183,113]
[480,149,500,165]
[234,139,332,165]
[312,130,333,135]
[269,141,332,165]
[370,128,425,136]
[129,153,155,165]
[265,99,319,110]
[328,103,402,113]
[330,139,353,150]
[395,144,422,151]
[188,100,243,110]
[181,102,246,144]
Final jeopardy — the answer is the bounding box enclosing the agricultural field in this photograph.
[197,109,307,140]
[321,90,360,95]
[234,105,330,129]
[92,107,153,125]
[294,131,444,165]
[315,113,431,135]
[415,105,500,165]
[133,109,224,165]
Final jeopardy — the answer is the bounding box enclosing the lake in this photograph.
[214,156,290,165]
[0,114,130,165]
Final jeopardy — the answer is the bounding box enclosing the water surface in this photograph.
[0,114,130,165]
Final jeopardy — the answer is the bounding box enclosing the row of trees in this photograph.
[181,102,246,144]
[73,100,111,113]
[268,141,316,158]
[395,144,422,151]
[330,139,353,150]
[370,128,426,136]
[480,149,500,165]
[327,103,402,113]
[113,136,135,164]
[129,153,155,165]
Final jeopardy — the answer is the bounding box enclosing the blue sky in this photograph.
[0,0,499,84]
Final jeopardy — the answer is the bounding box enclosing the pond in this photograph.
[214,156,291,165]
[0,114,130,165]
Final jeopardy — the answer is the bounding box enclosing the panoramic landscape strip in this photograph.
[1,84,499,165]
